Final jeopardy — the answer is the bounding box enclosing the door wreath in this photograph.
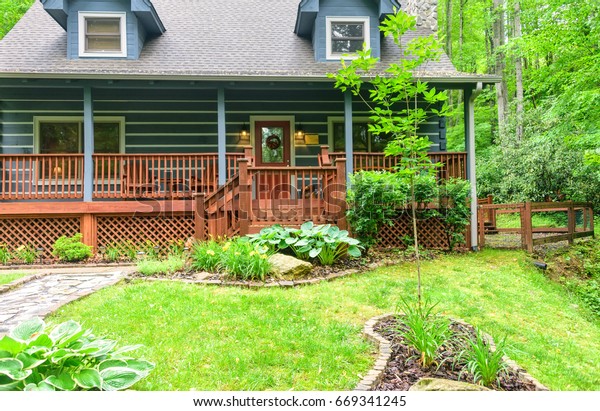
[265,134,281,150]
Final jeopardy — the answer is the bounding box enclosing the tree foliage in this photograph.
[440,0,600,207]
[0,0,33,39]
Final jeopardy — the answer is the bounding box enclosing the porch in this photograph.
[0,147,467,257]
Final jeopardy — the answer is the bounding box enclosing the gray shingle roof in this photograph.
[0,0,493,82]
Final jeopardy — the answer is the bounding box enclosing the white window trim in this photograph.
[325,16,370,60]
[34,116,126,154]
[78,11,127,58]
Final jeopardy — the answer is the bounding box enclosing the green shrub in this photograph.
[52,234,92,262]
[137,255,186,276]
[247,222,362,265]
[569,279,600,317]
[458,329,508,388]
[13,244,37,264]
[396,298,451,368]
[347,171,470,249]
[0,318,154,391]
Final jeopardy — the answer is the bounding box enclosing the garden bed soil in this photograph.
[373,317,539,391]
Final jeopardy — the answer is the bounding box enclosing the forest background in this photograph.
[1,0,599,207]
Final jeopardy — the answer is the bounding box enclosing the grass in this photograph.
[48,249,600,391]
[137,256,186,276]
[0,272,28,285]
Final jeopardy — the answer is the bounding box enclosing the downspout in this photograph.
[467,82,483,250]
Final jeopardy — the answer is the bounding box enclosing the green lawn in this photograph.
[0,272,28,285]
[49,249,600,391]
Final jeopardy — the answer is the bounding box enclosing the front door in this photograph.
[254,121,291,199]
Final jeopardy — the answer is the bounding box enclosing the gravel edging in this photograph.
[355,314,549,391]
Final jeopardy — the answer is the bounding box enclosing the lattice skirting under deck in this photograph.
[96,215,195,250]
[376,214,456,250]
[0,217,81,258]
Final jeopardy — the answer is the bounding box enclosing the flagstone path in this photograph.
[0,267,133,336]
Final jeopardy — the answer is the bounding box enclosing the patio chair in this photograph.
[121,160,157,198]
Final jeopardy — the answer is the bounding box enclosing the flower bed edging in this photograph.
[354,314,549,391]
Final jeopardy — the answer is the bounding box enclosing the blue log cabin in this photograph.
[0,0,498,255]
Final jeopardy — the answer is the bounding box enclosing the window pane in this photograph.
[93,123,120,153]
[371,133,393,152]
[261,127,284,164]
[86,18,120,35]
[39,123,80,154]
[332,39,363,53]
[332,122,369,152]
[331,23,363,38]
[86,36,121,52]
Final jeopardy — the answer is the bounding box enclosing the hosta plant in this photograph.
[247,221,363,265]
[0,318,154,391]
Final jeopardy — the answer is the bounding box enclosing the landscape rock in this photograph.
[268,254,312,279]
[409,378,491,391]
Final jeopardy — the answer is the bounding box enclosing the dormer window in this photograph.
[78,12,127,58]
[326,17,370,60]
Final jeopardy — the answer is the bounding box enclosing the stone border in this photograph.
[128,260,394,289]
[354,314,394,391]
[354,314,549,391]
[0,262,135,271]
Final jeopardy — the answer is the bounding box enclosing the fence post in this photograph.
[567,201,576,245]
[80,213,97,251]
[591,207,595,237]
[193,193,206,240]
[334,158,347,230]
[243,145,253,164]
[238,159,251,236]
[520,202,533,253]
[319,145,332,166]
[478,205,486,248]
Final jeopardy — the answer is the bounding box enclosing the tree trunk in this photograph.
[445,0,453,59]
[514,0,524,140]
[492,0,508,138]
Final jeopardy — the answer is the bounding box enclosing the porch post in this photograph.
[83,86,94,202]
[217,87,226,186]
[464,83,483,250]
[344,91,353,180]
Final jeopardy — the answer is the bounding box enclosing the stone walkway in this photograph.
[0,267,134,336]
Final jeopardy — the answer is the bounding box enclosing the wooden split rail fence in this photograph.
[478,201,595,252]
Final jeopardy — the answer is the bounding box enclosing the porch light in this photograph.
[239,123,250,142]
[295,124,305,144]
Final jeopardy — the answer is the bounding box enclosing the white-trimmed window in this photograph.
[328,117,392,152]
[34,117,125,154]
[326,16,370,60]
[78,12,127,58]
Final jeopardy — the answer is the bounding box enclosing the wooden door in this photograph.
[254,121,291,199]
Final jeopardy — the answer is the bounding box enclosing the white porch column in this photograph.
[217,88,226,186]
[344,91,353,181]
[464,83,483,250]
[83,87,94,202]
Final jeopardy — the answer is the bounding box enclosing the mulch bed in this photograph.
[373,317,538,391]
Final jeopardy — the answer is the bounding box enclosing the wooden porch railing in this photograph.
[329,151,467,180]
[0,154,84,200]
[194,156,348,239]
[0,153,245,201]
